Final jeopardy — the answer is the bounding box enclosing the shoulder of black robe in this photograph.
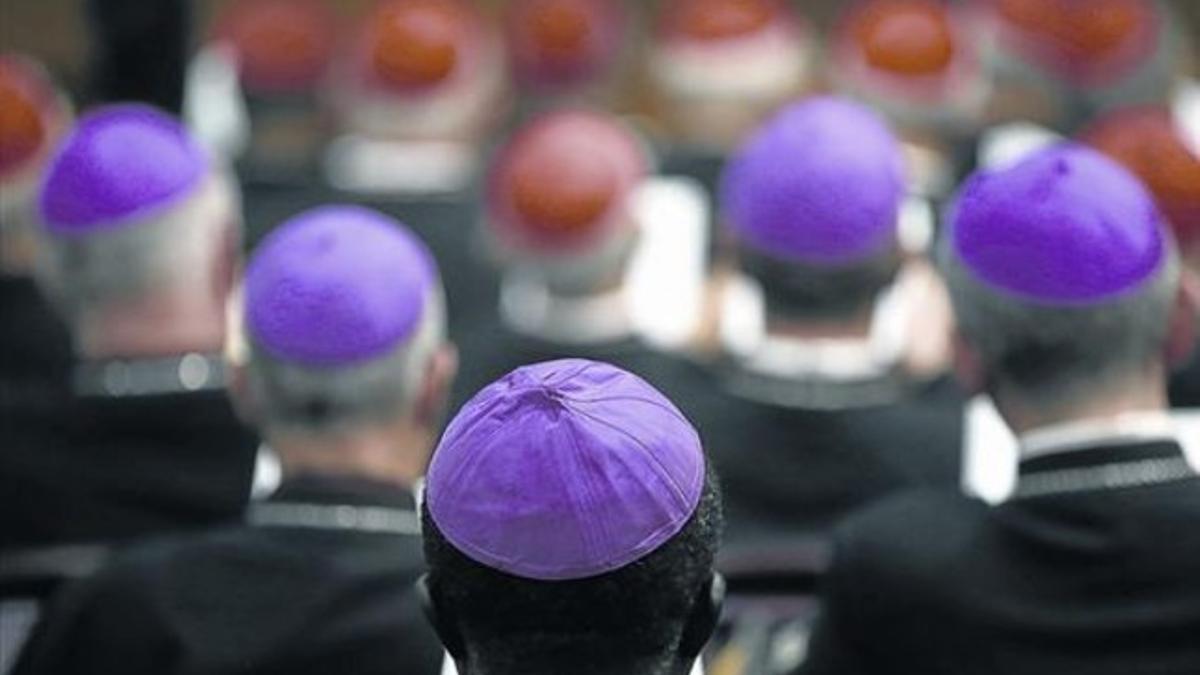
[13,474,444,675]
[0,388,258,553]
[652,356,965,547]
[0,276,72,394]
[799,440,1200,675]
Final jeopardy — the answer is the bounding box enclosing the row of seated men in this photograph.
[2,58,1200,674]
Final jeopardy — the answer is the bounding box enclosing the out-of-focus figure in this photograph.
[0,55,72,396]
[1081,104,1200,408]
[211,0,338,179]
[325,0,508,194]
[454,108,709,406]
[13,206,451,675]
[979,0,1179,129]
[648,0,814,152]
[667,97,962,552]
[504,0,631,112]
[422,359,723,675]
[87,0,190,113]
[830,0,989,197]
[1,105,257,557]
[800,144,1200,675]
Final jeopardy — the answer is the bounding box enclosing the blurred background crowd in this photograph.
[1,1,1199,674]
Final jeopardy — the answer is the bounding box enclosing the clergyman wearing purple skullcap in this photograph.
[799,149,1200,675]
[935,140,1191,407]
[241,204,451,435]
[5,105,258,566]
[421,358,724,675]
[12,203,453,675]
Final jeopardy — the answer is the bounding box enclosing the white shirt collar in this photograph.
[1018,410,1179,461]
[719,273,910,382]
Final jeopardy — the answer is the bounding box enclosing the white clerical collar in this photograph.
[719,273,909,382]
[1018,410,1178,461]
[499,274,634,346]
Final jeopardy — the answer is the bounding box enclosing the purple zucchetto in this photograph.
[949,143,1166,304]
[38,104,208,235]
[427,359,705,581]
[244,205,437,366]
[720,96,906,264]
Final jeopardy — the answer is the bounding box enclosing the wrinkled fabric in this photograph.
[428,359,704,580]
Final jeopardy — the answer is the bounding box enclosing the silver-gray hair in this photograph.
[34,172,241,325]
[938,234,1180,407]
[245,288,447,435]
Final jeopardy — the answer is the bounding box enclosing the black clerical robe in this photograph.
[0,275,71,396]
[660,359,964,549]
[799,439,1200,675]
[13,474,444,675]
[0,377,257,553]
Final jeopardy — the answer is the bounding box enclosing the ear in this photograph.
[211,219,242,303]
[951,331,986,396]
[416,574,466,661]
[677,572,725,664]
[1166,271,1199,368]
[415,344,459,429]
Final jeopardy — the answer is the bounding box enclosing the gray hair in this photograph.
[246,288,447,435]
[34,172,241,325]
[938,235,1180,407]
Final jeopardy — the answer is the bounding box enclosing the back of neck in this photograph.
[998,368,1169,436]
[78,293,226,360]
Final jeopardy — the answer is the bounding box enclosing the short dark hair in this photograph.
[422,466,723,675]
[739,246,902,321]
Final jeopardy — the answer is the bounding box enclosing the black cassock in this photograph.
[800,438,1200,675]
[0,275,72,397]
[14,474,444,675]
[660,360,965,549]
[0,361,257,554]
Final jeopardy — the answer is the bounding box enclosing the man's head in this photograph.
[421,359,723,675]
[505,0,626,92]
[0,54,69,273]
[940,143,1196,426]
[216,0,337,96]
[34,104,239,352]
[989,0,1160,87]
[720,95,907,322]
[1080,105,1200,270]
[486,110,648,296]
[239,205,455,474]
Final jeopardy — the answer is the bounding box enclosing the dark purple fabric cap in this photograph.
[720,96,906,264]
[38,104,208,235]
[950,143,1166,304]
[427,359,706,581]
[245,205,437,365]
